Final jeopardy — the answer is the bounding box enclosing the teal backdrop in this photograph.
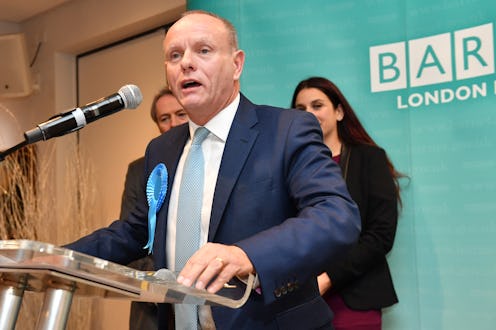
[187,1,496,329]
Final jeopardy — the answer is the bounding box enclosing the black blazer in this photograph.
[120,157,145,220]
[326,144,399,310]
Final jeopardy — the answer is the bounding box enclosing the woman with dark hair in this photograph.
[291,77,402,330]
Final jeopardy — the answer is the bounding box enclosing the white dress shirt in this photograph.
[166,94,240,272]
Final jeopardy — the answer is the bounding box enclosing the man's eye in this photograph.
[169,52,181,61]
[200,48,210,54]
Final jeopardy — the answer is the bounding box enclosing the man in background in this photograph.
[120,87,187,330]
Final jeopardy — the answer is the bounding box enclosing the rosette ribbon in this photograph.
[144,163,168,254]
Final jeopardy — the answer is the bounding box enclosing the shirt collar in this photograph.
[187,93,240,142]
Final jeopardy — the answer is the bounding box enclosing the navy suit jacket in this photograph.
[65,94,360,329]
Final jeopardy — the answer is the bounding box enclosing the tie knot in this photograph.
[192,127,209,145]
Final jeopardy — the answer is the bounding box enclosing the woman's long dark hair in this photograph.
[291,76,404,206]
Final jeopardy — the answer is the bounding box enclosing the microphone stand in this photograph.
[0,139,28,163]
[0,111,73,163]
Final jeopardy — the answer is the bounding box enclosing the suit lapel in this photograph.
[162,126,189,194]
[208,95,259,241]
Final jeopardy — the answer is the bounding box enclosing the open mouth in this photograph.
[182,80,201,89]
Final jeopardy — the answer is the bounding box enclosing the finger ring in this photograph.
[215,257,224,265]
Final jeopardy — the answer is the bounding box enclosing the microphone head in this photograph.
[119,84,143,109]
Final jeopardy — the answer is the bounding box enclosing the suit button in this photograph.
[281,286,288,295]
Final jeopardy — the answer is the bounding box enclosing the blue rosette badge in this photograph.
[144,163,168,254]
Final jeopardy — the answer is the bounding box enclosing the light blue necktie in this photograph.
[175,127,209,330]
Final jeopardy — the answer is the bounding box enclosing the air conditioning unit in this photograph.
[0,33,33,99]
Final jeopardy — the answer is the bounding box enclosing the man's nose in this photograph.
[170,117,179,127]
[180,50,195,71]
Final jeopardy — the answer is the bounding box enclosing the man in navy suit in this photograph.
[66,10,361,329]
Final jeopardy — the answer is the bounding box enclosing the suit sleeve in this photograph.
[326,147,398,290]
[235,111,361,305]
[63,155,151,265]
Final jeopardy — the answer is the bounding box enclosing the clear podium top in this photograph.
[0,240,254,308]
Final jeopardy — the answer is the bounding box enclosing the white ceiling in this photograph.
[0,0,71,23]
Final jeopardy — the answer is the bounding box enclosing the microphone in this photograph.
[24,84,143,144]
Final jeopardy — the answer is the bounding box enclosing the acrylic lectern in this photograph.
[0,240,254,330]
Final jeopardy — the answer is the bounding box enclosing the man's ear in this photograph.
[233,49,245,80]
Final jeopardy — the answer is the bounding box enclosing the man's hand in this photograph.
[177,242,254,293]
[317,272,332,295]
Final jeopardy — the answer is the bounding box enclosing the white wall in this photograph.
[0,1,186,329]
[2,0,184,135]
[1,0,186,233]
[0,21,20,33]
[0,0,186,244]
[77,29,167,232]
